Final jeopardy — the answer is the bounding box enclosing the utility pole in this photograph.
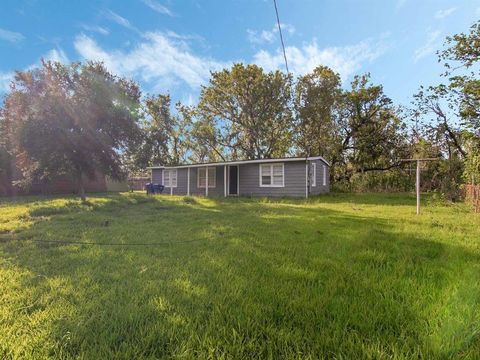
[400,158,439,215]
[416,159,420,215]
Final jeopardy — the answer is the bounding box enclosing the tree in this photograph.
[0,106,13,194]
[463,135,480,184]
[412,85,467,158]
[439,20,480,132]
[294,66,342,160]
[335,74,409,184]
[2,61,141,202]
[124,94,188,173]
[413,20,480,187]
[0,79,33,195]
[440,20,480,141]
[179,105,226,163]
[198,63,293,160]
[440,20,480,187]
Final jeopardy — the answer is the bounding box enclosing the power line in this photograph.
[0,237,212,247]
[272,0,289,74]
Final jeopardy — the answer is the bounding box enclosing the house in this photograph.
[148,156,330,198]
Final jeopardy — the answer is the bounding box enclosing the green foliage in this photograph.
[294,65,341,159]
[335,74,409,183]
[334,169,414,193]
[411,20,480,194]
[124,94,188,172]
[4,20,480,196]
[0,146,11,192]
[0,100,15,195]
[440,21,480,70]
[198,63,293,160]
[1,193,479,358]
[440,20,480,148]
[2,61,142,200]
[179,104,227,163]
[463,136,480,183]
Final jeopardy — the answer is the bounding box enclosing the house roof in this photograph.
[148,156,330,169]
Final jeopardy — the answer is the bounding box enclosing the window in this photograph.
[323,164,327,186]
[259,163,284,187]
[164,169,177,187]
[197,167,216,188]
[310,163,316,187]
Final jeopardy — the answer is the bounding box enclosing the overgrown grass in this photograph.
[0,192,479,359]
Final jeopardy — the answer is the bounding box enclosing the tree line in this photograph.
[1,21,479,200]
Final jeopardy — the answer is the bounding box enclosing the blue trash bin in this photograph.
[145,183,154,195]
[153,184,164,194]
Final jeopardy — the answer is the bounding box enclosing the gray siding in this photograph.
[238,161,307,197]
[151,168,163,184]
[151,159,330,197]
[309,159,330,195]
[152,166,226,196]
[188,166,225,197]
[171,168,188,195]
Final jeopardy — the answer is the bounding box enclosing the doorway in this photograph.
[229,165,238,195]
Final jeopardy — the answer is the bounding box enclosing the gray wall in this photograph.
[309,159,330,195]
[151,160,330,197]
[151,169,163,184]
[188,166,225,197]
[151,166,226,196]
[238,161,307,197]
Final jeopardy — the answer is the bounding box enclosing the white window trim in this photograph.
[323,164,327,186]
[197,167,216,188]
[163,169,177,188]
[259,163,285,187]
[311,163,316,187]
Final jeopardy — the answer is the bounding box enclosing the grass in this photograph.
[0,192,479,359]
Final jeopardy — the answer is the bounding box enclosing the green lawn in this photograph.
[0,192,479,359]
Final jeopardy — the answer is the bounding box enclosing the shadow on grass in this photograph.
[313,192,420,206]
[1,193,479,358]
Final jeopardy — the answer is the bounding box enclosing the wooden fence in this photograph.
[464,184,480,213]
[128,177,150,191]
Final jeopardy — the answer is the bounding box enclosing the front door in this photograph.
[229,165,238,195]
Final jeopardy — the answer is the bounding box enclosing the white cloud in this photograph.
[247,29,275,44]
[0,71,14,92]
[434,7,456,20]
[247,24,295,45]
[74,35,117,71]
[0,47,69,94]
[74,32,230,90]
[0,28,25,43]
[43,48,69,63]
[105,10,137,31]
[141,0,173,16]
[180,93,197,107]
[80,24,109,35]
[413,30,441,63]
[253,37,387,80]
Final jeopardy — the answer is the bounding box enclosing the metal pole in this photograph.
[416,160,420,215]
[205,167,209,197]
[305,162,309,199]
[187,168,190,196]
[399,158,439,215]
[224,165,227,197]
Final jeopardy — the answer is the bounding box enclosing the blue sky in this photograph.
[1,0,479,106]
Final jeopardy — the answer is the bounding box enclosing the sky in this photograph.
[1,0,479,107]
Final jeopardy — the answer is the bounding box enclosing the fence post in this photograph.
[465,184,480,213]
